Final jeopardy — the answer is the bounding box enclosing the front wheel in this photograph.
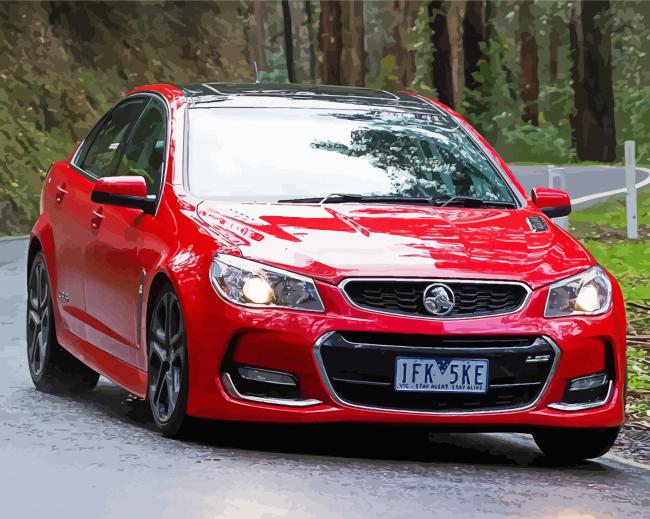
[533,427,620,462]
[147,284,189,437]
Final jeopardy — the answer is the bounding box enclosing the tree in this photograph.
[341,0,365,86]
[549,25,559,82]
[569,0,616,161]
[463,0,488,92]
[319,0,343,84]
[518,0,539,125]
[305,1,317,81]
[251,1,267,70]
[393,0,419,87]
[429,1,454,107]
[282,0,295,82]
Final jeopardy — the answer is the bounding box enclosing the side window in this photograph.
[80,99,147,178]
[116,100,166,196]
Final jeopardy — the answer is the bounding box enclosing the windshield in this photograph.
[187,107,516,205]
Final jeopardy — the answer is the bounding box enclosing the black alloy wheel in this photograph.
[148,284,189,437]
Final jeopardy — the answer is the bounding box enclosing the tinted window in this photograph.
[116,100,166,195]
[187,108,515,204]
[81,99,147,178]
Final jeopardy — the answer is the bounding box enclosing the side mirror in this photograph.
[530,187,571,218]
[91,176,156,215]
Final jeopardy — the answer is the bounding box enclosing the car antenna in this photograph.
[253,60,260,84]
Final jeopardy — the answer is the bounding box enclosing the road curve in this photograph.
[510,165,650,208]
[0,238,648,518]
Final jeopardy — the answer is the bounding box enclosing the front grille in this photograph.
[342,279,529,318]
[316,332,557,412]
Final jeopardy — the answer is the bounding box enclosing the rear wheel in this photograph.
[27,252,100,393]
[533,427,620,462]
[147,284,189,437]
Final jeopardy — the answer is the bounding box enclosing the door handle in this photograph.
[55,184,68,203]
[91,208,104,229]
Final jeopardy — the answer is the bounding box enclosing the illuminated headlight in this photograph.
[544,266,612,318]
[210,254,324,312]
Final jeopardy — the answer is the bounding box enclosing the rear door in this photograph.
[83,96,168,366]
[48,98,147,340]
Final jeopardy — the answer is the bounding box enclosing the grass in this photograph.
[570,188,650,424]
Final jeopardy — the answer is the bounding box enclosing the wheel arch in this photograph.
[145,272,174,335]
[27,236,43,283]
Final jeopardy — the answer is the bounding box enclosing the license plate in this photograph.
[394,357,489,393]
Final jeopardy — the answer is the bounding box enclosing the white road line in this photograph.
[572,167,650,205]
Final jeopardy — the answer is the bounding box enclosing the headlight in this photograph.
[544,266,612,318]
[210,254,325,312]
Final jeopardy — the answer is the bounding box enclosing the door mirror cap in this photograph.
[531,187,571,218]
[91,176,156,214]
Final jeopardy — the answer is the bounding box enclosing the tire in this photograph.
[533,427,620,462]
[27,252,100,393]
[147,284,190,437]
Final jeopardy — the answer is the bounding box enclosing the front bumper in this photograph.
[183,278,626,430]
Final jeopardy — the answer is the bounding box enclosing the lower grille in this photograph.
[315,332,558,413]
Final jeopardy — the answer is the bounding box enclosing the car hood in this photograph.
[197,202,592,288]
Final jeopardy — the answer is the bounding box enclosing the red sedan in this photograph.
[28,83,625,462]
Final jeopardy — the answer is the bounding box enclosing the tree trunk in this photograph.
[569,0,616,162]
[429,2,454,108]
[341,0,365,86]
[463,0,486,91]
[251,1,267,69]
[549,26,559,81]
[319,0,343,84]
[282,0,295,82]
[518,0,539,125]
[305,0,317,82]
[393,0,419,87]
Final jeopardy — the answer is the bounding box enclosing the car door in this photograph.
[47,97,147,340]
[83,96,168,366]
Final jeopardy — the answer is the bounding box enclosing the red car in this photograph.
[28,83,625,461]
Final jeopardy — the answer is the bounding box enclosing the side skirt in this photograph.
[57,327,148,398]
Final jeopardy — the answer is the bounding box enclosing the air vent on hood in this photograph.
[527,216,549,232]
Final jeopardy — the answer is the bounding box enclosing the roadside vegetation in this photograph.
[571,189,650,425]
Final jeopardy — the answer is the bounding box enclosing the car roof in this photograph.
[177,82,437,112]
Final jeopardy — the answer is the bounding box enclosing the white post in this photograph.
[625,141,638,240]
[548,166,569,230]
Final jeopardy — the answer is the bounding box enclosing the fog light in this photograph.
[569,372,608,391]
[238,366,297,386]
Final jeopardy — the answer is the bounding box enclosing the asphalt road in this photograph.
[510,165,650,208]
[0,238,649,518]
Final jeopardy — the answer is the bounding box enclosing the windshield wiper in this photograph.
[434,196,517,209]
[278,194,436,205]
[278,194,517,208]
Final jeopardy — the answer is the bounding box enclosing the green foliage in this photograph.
[582,239,650,300]
[0,1,253,234]
[571,188,650,230]
[460,32,518,149]
[615,82,650,163]
[407,2,435,97]
[366,55,398,91]
[500,123,575,163]
[258,50,290,83]
[628,346,650,393]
